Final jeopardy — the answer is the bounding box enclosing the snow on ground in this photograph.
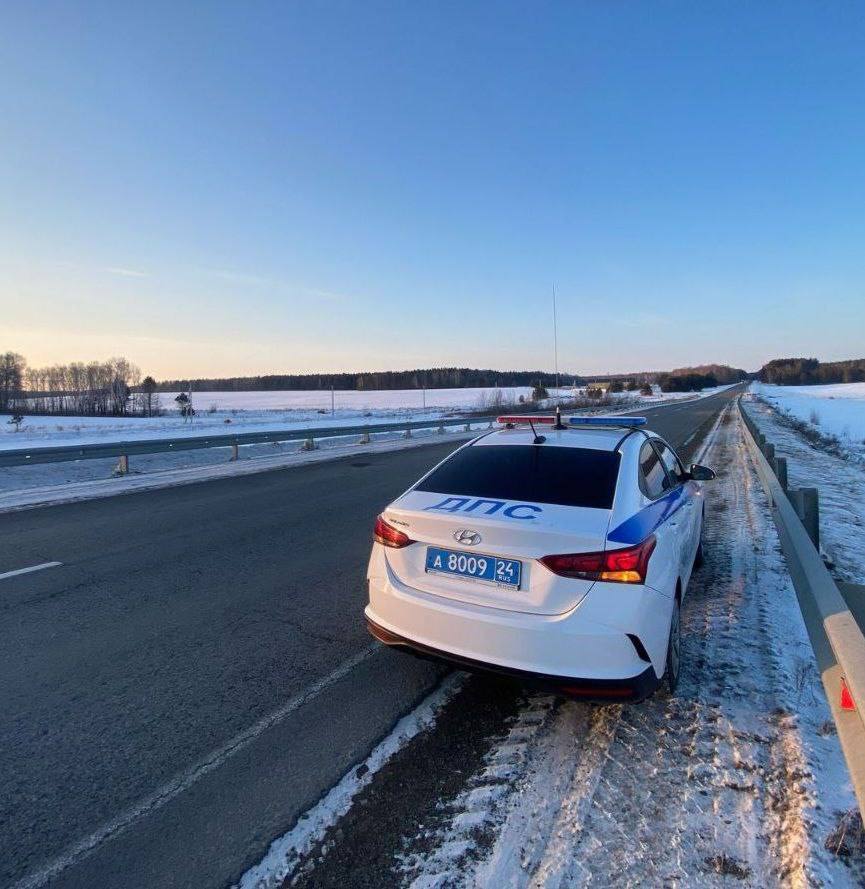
[0,384,729,454]
[0,427,481,512]
[0,398,471,452]
[0,387,557,452]
[753,382,865,461]
[156,385,714,413]
[745,393,865,585]
[241,402,861,888]
[163,387,532,413]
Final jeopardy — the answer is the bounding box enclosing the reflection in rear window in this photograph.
[415,445,621,510]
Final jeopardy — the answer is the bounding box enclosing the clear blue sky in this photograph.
[2,1,864,379]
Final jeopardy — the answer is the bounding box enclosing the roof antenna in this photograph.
[552,283,559,393]
[553,405,565,430]
[528,418,546,445]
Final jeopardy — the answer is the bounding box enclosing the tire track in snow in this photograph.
[397,694,563,887]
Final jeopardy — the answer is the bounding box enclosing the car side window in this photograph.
[654,439,686,485]
[639,441,668,500]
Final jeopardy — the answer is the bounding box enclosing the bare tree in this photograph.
[14,354,153,416]
[106,357,140,415]
[175,391,195,423]
[0,352,26,411]
[138,375,158,417]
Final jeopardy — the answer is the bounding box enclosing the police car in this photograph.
[365,413,715,702]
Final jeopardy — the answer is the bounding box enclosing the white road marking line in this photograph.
[13,643,380,889]
[0,561,62,581]
[238,672,465,889]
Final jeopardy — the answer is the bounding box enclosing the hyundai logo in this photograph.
[454,529,482,546]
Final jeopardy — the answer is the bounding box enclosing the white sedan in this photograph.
[365,414,715,702]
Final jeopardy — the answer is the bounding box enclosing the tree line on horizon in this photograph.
[156,368,572,393]
[656,363,748,392]
[758,357,865,386]
[157,363,755,393]
[2,352,863,418]
[0,352,162,417]
[655,359,865,391]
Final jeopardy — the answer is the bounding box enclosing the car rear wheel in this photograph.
[664,600,682,695]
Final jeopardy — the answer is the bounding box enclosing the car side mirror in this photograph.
[689,463,715,481]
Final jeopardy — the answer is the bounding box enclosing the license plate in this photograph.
[425,547,522,590]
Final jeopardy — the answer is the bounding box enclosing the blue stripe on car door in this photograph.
[607,486,687,545]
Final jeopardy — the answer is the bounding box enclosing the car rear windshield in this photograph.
[415,444,621,509]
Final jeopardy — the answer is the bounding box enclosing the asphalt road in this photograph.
[0,385,741,889]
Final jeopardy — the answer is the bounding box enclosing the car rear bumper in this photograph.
[366,552,671,702]
[366,614,659,702]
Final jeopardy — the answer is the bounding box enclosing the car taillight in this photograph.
[374,514,414,548]
[540,535,656,584]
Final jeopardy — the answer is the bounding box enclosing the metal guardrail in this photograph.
[0,415,499,471]
[739,396,865,817]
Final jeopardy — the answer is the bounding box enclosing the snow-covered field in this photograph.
[745,394,865,584]
[753,382,865,460]
[242,405,861,888]
[148,385,715,414]
[3,387,505,452]
[163,387,536,413]
[0,385,726,453]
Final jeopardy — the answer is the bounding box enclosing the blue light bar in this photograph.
[568,416,647,428]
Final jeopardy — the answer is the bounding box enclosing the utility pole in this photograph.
[552,284,560,394]
[331,385,335,416]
